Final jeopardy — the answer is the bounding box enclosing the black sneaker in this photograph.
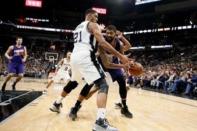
[69,105,81,121]
[115,102,122,109]
[49,101,63,113]
[93,118,118,131]
[121,106,133,118]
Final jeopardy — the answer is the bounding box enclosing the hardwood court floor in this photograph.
[0,79,197,131]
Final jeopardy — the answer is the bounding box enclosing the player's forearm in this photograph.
[120,36,131,51]
[105,63,124,69]
[93,30,123,59]
[23,55,28,60]
[99,49,123,70]
[99,40,122,59]
[23,48,28,61]
[5,53,10,59]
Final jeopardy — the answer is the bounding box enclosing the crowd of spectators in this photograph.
[0,30,196,100]
[127,48,197,99]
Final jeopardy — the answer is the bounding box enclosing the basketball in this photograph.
[128,61,144,76]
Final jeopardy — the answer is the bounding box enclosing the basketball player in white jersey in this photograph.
[45,51,71,89]
[50,9,129,131]
[68,26,133,120]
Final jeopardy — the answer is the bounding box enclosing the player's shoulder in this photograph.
[87,22,99,33]
[9,45,15,49]
[75,21,87,30]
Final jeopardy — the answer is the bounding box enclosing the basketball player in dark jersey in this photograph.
[104,25,132,117]
[69,25,133,120]
[1,36,27,92]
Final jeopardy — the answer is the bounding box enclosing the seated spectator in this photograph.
[184,71,197,97]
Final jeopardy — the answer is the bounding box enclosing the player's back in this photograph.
[72,21,97,53]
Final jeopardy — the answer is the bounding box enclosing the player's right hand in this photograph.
[22,59,26,63]
[120,55,129,64]
[123,63,130,71]
[8,56,13,60]
[99,24,105,31]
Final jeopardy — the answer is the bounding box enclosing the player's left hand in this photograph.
[123,63,130,71]
[116,30,123,39]
[99,24,105,31]
[120,54,129,64]
[22,59,26,63]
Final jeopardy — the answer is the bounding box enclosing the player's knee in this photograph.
[63,81,78,93]
[80,83,94,97]
[94,78,109,94]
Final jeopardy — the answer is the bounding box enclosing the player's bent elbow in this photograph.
[125,45,131,51]
[5,53,8,58]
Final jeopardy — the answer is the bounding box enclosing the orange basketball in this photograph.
[128,61,144,76]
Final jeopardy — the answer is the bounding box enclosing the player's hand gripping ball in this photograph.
[128,61,144,76]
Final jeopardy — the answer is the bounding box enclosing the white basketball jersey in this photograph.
[73,21,97,53]
[58,58,71,72]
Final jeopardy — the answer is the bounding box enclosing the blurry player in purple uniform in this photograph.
[1,36,27,92]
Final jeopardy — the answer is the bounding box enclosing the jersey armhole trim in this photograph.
[87,22,93,34]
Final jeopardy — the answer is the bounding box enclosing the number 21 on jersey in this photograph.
[74,31,82,43]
